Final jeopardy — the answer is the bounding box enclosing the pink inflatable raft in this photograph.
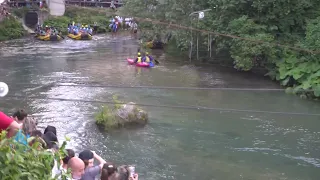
[127,58,150,67]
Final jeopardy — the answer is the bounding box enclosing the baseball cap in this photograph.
[79,150,94,161]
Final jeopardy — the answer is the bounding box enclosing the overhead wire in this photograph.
[2,6,318,117]
[82,7,320,54]
[11,82,314,92]
[3,95,320,116]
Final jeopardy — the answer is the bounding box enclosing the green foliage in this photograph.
[274,18,320,97]
[0,17,25,41]
[11,7,30,18]
[0,131,70,180]
[228,16,277,71]
[44,16,71,35]
[95,95,148,130]
[43,7,113,35]
[121,0,320,98]
[112,94,123,109]
[95,105,118,130]
[95,94,123,130]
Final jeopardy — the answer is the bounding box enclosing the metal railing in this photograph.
[7,0,123,8]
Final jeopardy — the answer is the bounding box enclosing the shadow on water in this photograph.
[1,34,320,180]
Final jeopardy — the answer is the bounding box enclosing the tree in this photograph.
[121,0,320,97]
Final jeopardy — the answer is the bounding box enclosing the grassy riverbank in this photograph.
[44,6,114,35]
[0,6,114,40]
[0,17,26,41]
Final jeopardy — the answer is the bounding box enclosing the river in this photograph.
[0,34,320,180]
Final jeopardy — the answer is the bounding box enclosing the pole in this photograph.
[189,16,192,62]
[190,0,194,62]
[209,34,212,58]
[188,9,211,61]
[196,18,199,60]
[207,33,209,52]
[196,34,198,60]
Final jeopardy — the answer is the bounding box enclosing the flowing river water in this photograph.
[0,34,320,180]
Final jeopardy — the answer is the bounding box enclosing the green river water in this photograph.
[0,34,320,180]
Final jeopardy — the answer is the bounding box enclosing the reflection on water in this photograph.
[1,34,320,180]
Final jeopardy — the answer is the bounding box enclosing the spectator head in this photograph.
[101,162,117,180]
[68,157,85,179]
[44,125,57,136]
[43,131,58,150]
[78,150,94,168]
[30,130,43,137]
[117,165,130,180]
[22,117,37,135]
[106,165,130,180]
[28,130,45,149]
[62,149,75,165]
[12,109,28,122]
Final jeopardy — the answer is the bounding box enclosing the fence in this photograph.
[7,0,123,8]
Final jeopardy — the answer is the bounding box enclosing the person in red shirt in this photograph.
[0,111,21,138]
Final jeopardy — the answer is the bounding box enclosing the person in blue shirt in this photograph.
[88,27,93,35]
[142,52,154,63]
[12,109,29,146]
[74,27,79,35]
[112,22,118,33]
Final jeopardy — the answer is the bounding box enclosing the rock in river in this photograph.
[95,102,148,131]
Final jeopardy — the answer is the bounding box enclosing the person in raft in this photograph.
[142,52,154,63]
[134,52,142,63]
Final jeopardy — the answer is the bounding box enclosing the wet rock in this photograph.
[95,102,148,131]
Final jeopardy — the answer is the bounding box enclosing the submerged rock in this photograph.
[95,102,148,131]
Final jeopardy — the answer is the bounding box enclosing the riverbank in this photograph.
[43,6,115,35]
[0,16,26,41]
[0,6,114,39]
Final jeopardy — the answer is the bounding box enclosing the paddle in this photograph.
[154,59,160,64]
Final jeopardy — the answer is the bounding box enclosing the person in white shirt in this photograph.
[131,21,138,33]
[125,18,130,30]
[110,0,116,10]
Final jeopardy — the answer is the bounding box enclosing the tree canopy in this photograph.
[120,0,320,98]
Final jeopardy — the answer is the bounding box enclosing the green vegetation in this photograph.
[0,131,70,180]
[95,95,148,131]
[95,95,123,130]
[95,105,118,130]
[44,6,114,35]
[120,0,320,98]
[0,17,25,41]
[11,7,31,18]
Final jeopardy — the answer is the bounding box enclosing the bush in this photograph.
[44,16,71,35]
[0,131,70,180]
[95,95,122,130]
[11,7,30,18]
[95,105,118,130]
[43,7,113,35]
[0,17,25,41]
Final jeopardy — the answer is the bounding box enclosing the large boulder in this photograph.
[95,102,148,131]
[116,102,148,125]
